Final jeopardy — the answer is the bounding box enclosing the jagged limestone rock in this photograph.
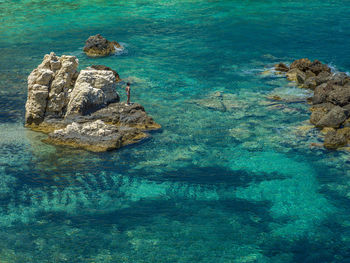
[65,69,119,117]
[25,53,160,152]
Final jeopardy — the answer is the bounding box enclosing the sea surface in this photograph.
[1,0,350,262]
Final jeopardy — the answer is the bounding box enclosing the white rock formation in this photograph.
[65,69,118,117]
[25,53,119,125]
[25,52,78,124]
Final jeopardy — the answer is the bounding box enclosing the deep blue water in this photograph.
[1,0,350,262]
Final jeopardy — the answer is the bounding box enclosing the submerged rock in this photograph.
[25,53,160,152]
[83,34,122,57]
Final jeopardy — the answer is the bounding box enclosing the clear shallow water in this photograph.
[1,0,350,262]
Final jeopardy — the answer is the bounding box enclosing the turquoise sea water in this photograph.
[1,0,350,262]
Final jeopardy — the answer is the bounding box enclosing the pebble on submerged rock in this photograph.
[83,34,123,57]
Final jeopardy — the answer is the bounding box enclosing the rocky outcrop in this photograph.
[25,53,160,152]
[46,120,147,152]
[65,69,119,117]
[25,52,79,125]
[275,58,350,149]
[83,34,122,57]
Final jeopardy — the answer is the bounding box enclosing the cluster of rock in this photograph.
[25,52,160,152]
[275,58,350,149]
[83,34,123,57]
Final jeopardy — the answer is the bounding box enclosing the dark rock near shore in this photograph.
[327,85,350,106]
[309,60,331,75]
[309,103,335,125]
[274,63,289,72]
[315,106,346,128]
[275,57,350,149]
[290,58,312,72]
[25,53,160,152]
[324,129,347,149]
[83,34,123,57]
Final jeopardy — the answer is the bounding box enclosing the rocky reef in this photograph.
[25,52,160,152]
[83,34,123,57]
[275,58,350,149]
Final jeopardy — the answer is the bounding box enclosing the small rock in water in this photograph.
[83,34,123,57]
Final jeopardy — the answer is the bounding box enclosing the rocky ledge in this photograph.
[25,52,160,152]
[83,34,123,57]
[275,58,350,149]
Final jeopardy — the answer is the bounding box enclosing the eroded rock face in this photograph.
[275,57,350,149]
[25,52,79,125]
[65,69,119,117]
[25,53,160,152]
[83,34,122,57]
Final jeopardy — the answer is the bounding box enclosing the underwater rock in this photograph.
[193,91,243,112]
[25,53,160,152]
[83,34,122,57]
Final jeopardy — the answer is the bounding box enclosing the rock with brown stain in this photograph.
[83,34,123,57]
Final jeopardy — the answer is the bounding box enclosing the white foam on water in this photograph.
[114,43,128,56]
